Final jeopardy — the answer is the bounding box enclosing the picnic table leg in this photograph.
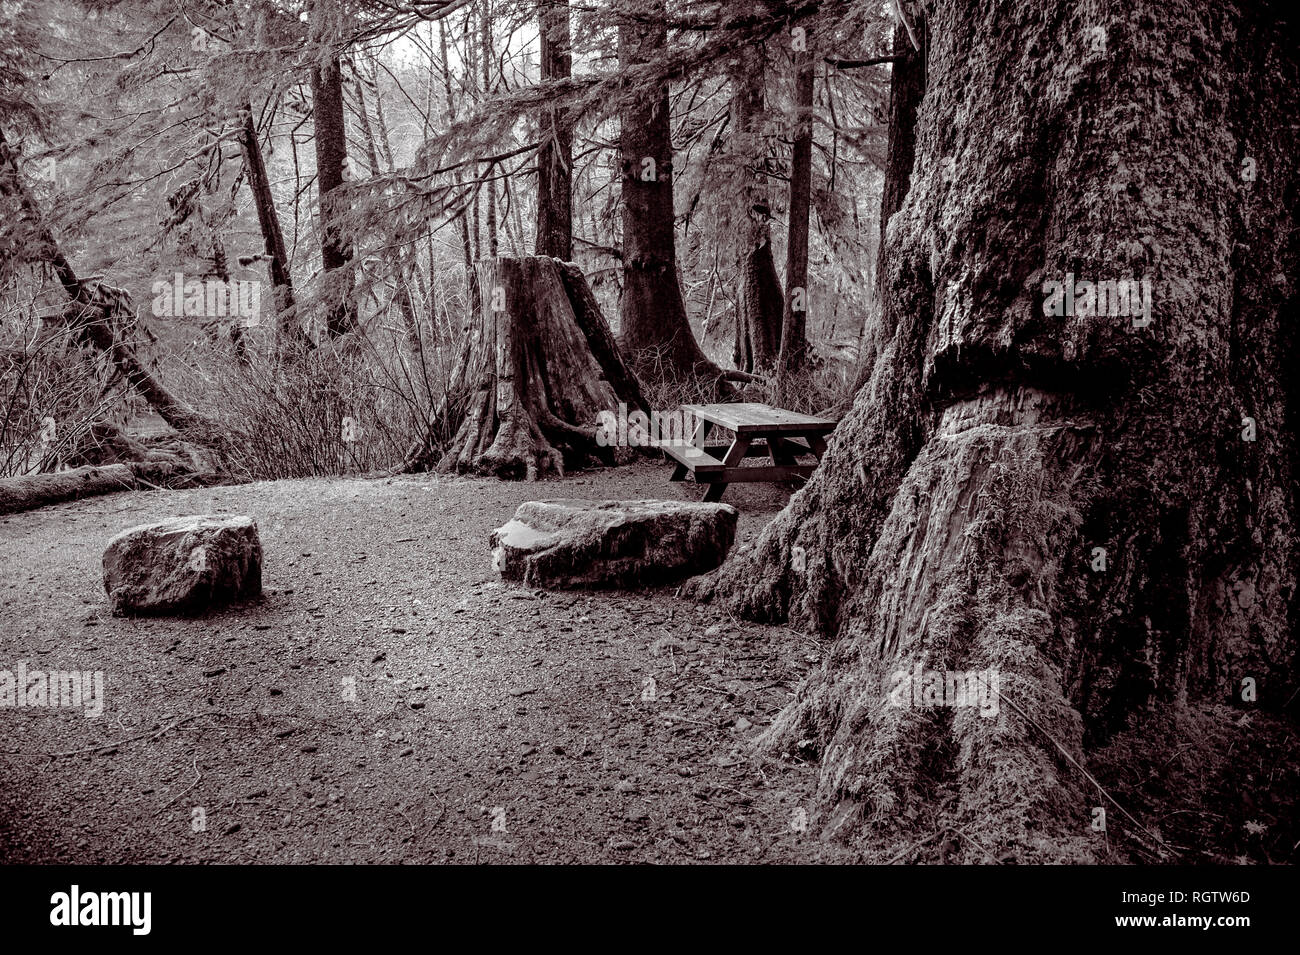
[721,435,752,467]
[807,434,828,459]
[768,436,799,467]
[703,435,751,503]
[765,435,806,487]
[667,413,707,486]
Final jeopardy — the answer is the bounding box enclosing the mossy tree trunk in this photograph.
[535,0,573,261]
[775,27,815,382]
[618,2,720,384]
[311,47,358,339]
[730,35,785,374]
[697,0,1299,862]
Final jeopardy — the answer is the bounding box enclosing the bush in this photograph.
[0,325,128,478]
[163,326,452,482]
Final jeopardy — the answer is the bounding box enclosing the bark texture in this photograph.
[696,0,1299,862]
[874,15,925,294]
[535,0,573,261]
[311,55,358,338]
[0,462,190,515]
[776,31,815,380]
[730,37,785,373]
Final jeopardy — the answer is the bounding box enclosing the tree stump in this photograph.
[436,257,646,480]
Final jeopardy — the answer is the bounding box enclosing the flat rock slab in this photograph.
[103,515,263,614]
[490,499,738,589]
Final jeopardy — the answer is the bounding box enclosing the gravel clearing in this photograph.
[0,459,853,863]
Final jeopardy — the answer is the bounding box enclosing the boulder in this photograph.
[103,515,262,614]
[490,499,738,589]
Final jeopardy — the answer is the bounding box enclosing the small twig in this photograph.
[825,55,903,69]
[994,687,1177,857]
[884,826,951,864]
[950,823,1000,864]
[155,756,202,815]
[663,713,710,726]
[35,711,226,758]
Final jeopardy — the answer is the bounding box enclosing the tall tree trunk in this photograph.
[535,0,573,260]
[875,12,925,308]
[481,0,498,258]
[618,2,718,383]
[776,29,815,383]
[311,50,357,338]
[441,18,479,325]
[695,0,1300,864]
[349,59,381,176]
[730,22,784,373]
[237,106,304,352]
[366,55,397,172]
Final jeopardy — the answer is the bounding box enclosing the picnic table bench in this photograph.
[661,402,837,502]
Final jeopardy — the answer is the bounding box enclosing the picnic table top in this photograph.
[679,402,837,435]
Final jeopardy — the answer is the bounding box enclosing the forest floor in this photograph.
[0,458,859,864]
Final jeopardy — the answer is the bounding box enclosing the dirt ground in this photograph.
[0,459,856,864]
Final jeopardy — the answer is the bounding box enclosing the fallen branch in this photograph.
[717,368,765,385]
[31,711,227,759]
[0,460,205,515]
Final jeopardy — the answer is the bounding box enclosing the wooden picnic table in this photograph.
[660,402,837,502]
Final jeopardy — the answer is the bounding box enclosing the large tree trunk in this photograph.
[481,0,499,259]
[775,29,815,382]
[311,50,358,338]
[435,257,646,479]
[695,0,1299,864]
[730,31,784,373]
[535,0,573,261]
[617,2,719,384]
